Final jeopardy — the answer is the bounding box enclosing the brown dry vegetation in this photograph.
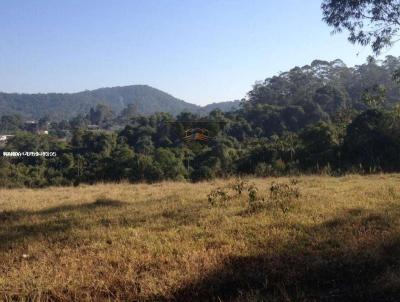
[1,175,400,301]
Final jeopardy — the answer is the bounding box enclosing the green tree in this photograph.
[106,142,135,180]
[299,122,339,170]
[360,84,387,109]
[342,109,400,171]
[119,104,138,122]
[88,104,115,126]
[0,114,22,133]
[322,0,400,54]
[154,148,186,180]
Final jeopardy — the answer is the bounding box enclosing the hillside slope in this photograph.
[0,85,239,119]
[202,100,241,113]
[0,85,200,119]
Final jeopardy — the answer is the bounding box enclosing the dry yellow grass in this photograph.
[1,175,400,301]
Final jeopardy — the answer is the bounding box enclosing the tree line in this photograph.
[1,57,400,187]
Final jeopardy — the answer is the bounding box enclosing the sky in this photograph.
[1,0,400,106]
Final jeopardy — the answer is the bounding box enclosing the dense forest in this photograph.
[1,56,400,187]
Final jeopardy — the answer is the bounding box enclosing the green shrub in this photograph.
[208,187,229,206]
[269,180,300,213]
[231,177,248,195]
[247,183,265,212]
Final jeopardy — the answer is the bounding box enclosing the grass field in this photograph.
[1,175,400,301]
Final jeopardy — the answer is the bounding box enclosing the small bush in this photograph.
[208,187,229,206]
[231,178,248,195]
[247,183,265,212]
[269,180,300,213]
[248,183,258,204]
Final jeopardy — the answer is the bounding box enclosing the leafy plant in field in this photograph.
[247,183,258,204]
[247,183,266,212]
[208,179,301,214]
[208,187,229,206]
[231,178,248,195]
[269,180,300,213]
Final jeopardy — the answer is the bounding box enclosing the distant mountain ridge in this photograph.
[0,85,240,119]
[202,100,241,113]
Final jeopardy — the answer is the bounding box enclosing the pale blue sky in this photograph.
[1,0,399,106]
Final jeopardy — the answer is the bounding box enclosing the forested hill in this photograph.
[3,56,400,186]
[0,85,240,119]
[1,56,400,121]
[202,100,241,113]
[247,56,400,113]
